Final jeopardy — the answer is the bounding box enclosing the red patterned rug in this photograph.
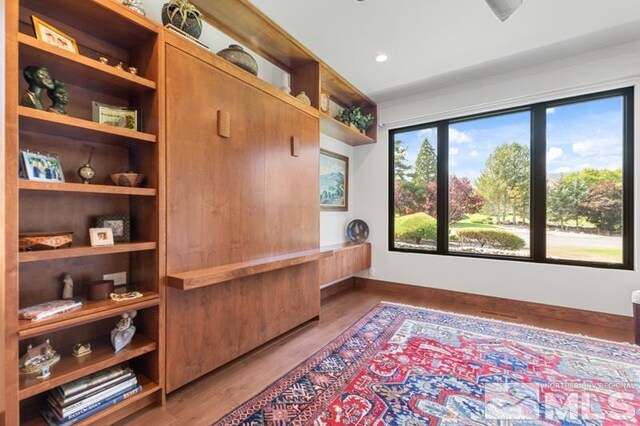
[214,302,640,425]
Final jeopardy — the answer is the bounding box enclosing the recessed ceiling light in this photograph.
[375,54,388,63]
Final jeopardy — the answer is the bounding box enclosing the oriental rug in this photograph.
[214,302,640,425]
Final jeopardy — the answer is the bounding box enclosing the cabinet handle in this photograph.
[291,136,300,157]
[217,110,230,138]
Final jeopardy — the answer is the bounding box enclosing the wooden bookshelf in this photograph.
[320,112,376,146]
[19,335,157,400]
[5,0,165,423]
[19,293,161,338]
[19,107,157,145]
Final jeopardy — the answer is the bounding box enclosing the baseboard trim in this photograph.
[321,277,355,301]
[355,278,633,331]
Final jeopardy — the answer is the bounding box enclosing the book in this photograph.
[18,300,82,321]
[41,385,142,426]
[51,370,133,407]
[49,377,138,419]
[58,365,131,398]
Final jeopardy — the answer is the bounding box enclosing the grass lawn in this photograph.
[450,221,498,230]
[547,247,622,263]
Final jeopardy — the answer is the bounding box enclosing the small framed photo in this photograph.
[92,102,139,131]
[89,228,115,247]
[96,214,130,243]
[31,16,79,54]
[20,150,65,183]
[320,149,349,211]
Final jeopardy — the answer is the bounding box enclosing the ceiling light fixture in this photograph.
[485,0,523,22]
[375,54,388,63]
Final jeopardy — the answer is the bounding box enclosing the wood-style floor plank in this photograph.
[120,286,633,425]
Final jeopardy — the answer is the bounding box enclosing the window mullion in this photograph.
[437,121,448,254]
[531,104,547,262]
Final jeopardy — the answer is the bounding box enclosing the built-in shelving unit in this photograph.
[191,0,377,146]
[320,242,372,285]
[4,0,165,424]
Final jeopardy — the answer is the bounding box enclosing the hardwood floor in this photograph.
[120,285,633,425]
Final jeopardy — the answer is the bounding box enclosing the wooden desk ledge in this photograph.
[168,248,333,290]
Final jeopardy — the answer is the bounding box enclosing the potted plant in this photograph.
[162,0,203,39]
[335,106,374,134]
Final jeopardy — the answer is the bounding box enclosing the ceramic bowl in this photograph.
[110,172,145,187]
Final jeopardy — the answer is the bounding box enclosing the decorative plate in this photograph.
[346,219,369,243]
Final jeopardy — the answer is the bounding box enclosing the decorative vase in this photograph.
[296,91,311,106]
[162,2,203,39]
[217,45,258,76]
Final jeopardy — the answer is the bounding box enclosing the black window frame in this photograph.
[388,87,634,270]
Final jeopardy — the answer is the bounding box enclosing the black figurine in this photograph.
[20,66,55,110]
[46,80,70,115]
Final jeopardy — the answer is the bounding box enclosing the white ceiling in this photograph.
[250,0,640,102]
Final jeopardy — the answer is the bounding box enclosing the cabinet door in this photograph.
[165,45,320,392]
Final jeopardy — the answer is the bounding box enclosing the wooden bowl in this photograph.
[110,172,145,187]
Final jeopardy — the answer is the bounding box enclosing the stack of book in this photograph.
[40,365,141,425]
[19,300,82,321]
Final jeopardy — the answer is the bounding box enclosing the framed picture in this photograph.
[96,214,130,243]
[92,102,139,131]
[20,151,65,183]
[89,228,114,247]
[31,16,79,54]
[320,149,349,211]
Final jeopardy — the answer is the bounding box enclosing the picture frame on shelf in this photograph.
[96,214,131,243]
[89,227,115,247]
[320,149,349,211]
[20,150,65,183]
[31,16,79,54]
[92,101,139,131]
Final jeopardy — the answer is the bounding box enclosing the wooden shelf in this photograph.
[320,112,376,146]
[320,242,371,286]
[19,335,157,400]
[19,180,157,196]
[168,248,332,291]
[19,34,157,96]
[18,293,160,339]
[19,106,157,145]
[19,242,157,263]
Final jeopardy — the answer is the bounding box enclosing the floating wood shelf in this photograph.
[19,335,157,400]
[168,249,332,291]
[19,242,157,263]
[320,242,371,285]
[19,107,157,145]
[19,34,157,96]
[19,181,157,197]
[18,293,160,339]
[320,113,376,146]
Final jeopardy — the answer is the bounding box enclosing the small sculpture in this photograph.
[20,66,55,110]
[62,273,73,300]
[98,56,109,65]
[72,343,92,357]
[46,80,69,115]
[128,67,138,75]
[115,61,124,71]
[111,310,137,353]
[19,339,60,379]
[123,0,146,15]
[296,91,311,106]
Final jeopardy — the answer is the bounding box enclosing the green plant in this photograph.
[456,229,525,251]
[163,0,202,32]
[395,213,437,244]
[335,106,374,133]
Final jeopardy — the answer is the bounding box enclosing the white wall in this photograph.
[354,40,640,316]
[320,135,355,246]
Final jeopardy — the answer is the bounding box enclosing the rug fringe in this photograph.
[380,301,639,349]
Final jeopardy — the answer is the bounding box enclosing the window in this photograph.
[389,88,633,269]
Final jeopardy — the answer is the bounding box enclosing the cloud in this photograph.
[547,107,556,115]
[553,166,572,174]
[450,159,458,167]
[449,128,472,144]
[470,150,479,157]
[547,147,563,162]
[572,140,595,157]
[417,128,437,141]
[450,147,459,155]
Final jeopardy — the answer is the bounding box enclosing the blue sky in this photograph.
[394,96,623,184]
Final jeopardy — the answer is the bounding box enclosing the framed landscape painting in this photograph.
[320,149,348,211]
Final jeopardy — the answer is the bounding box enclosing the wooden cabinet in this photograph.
[4,1,165,424]
[164,38,320,392]
[320,243,372,285]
